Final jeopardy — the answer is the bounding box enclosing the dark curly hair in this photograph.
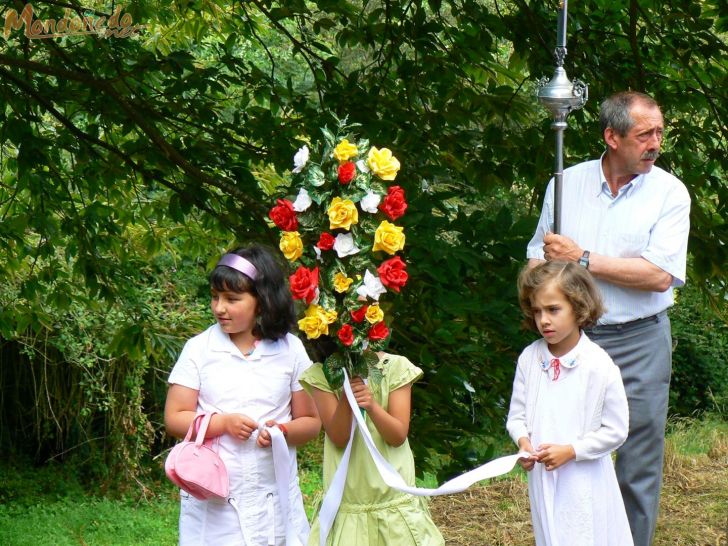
[518,261,605,332]
[209,244,295,340]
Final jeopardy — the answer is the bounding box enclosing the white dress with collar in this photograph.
[507,333,633,546]
[168,324,312,546]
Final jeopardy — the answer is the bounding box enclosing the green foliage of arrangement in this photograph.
[0,0,726,489]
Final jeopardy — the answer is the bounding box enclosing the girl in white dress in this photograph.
[165,245,321,545]
[506,261,633,546]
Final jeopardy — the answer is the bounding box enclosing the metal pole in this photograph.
[536,0,587,235]
[556,0,567,49]
[553,122,564,234]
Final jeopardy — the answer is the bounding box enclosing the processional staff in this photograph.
[536,0,588,234]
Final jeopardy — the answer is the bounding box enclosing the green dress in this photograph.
[299,354,445,546]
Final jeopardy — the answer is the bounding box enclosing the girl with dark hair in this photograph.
[507,261,632,546]
[165,244,321,545]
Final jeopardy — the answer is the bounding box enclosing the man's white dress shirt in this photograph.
[527,156,690,324]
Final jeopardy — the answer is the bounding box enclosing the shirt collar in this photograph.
[596,151,609,197]
[540,331,587,372]
[208,323,284,360]
[598,151,643,199]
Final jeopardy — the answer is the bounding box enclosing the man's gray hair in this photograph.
[600,91,660,136]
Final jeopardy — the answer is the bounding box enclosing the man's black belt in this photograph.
[586,310,667,333]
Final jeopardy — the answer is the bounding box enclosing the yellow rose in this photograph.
[333,272,354,293]
[298,315,327,339]
[365,303,384,324]
[298,304,333,339]
[333,139,359,162]
[327,197,359,231]
[373,220,405,255]
[324,308,338,324]
[279,231,303,262]
[367,147,400,181]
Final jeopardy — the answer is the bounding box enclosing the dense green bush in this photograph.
[669,283,728,416]
[0,244,215,490]
[394,195,536,476]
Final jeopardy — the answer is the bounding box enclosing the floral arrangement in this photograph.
[268,120,409,387]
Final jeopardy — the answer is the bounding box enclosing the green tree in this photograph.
[0,0,725,483]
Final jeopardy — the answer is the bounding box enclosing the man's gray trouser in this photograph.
[586,311,672,546]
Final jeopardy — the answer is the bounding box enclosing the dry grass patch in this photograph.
[431,477,533,546]
[655,422,728,546]
[430,422,728,546]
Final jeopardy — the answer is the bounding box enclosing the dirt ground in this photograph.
[430,435,728,546]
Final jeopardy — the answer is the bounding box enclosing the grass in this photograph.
[297,433,324,520]
[655,416,728,545]
[0,457,180,546]
[0,498,179,546]
[1,416,726,545]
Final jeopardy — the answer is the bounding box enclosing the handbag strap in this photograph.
[194,412,217,447]
[183,413,207,442]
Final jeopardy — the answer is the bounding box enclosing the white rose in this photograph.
[359,190,381,214]
[356,159,369,173]
[292,145,309,173]
[333,233,360,258]
[292,187,312,212]
[355,270,387,301]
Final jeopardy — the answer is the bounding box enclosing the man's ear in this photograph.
[604,127,619,150]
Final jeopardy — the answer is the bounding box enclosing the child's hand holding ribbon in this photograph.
[350,376,372,417]
[517,437,538,471]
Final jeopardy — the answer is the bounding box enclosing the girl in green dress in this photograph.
[300,352,444,546]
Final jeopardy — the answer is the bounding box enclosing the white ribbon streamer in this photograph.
[319,370,529,545]
[227,425,308,546]
[317,418,356,546]
[230,426,306,546]
[269,425,307,546]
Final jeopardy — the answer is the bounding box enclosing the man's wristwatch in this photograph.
[578,250,590,269]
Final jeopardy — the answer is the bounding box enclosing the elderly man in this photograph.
[526,91,691,546]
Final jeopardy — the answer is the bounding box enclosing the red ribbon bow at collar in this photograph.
[540,357,578,381]
[548,358,561,381]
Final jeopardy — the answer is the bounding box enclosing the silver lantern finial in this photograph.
[536,0,588,234]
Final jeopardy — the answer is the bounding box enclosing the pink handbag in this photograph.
[165,412,230,500]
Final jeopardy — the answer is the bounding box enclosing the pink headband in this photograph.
[217,253,258,280]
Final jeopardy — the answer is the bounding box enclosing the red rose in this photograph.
[316,232,335,250]
[351,305,368,324]
[269,199,298,231]
[337,324,355,347]
[377,256,408,293]
[338,162,356,184]
[368,321,390,341]
[289,266,319,304]
[379,185,407,221]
